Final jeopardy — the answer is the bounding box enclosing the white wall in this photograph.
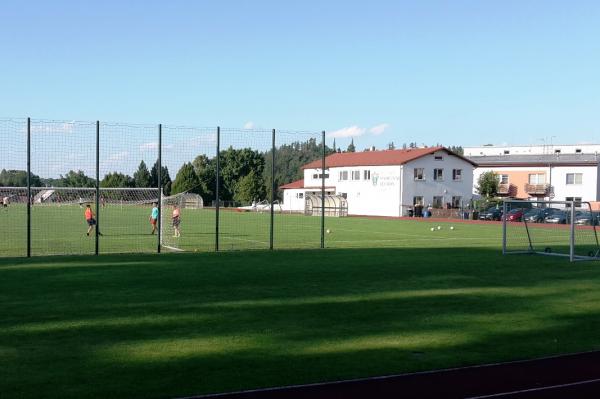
[402,150,474,213]
[282,189,306,211]
[551,166,599,202]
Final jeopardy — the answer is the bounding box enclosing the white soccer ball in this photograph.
[430,227,435,231]
[450,226,455,230]
[437,226,441,230]
[326,229,331,234]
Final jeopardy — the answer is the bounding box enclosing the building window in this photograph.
[452,169,462,181]
[339,171,348,181]
[434,168,443,181]
[434,154,443,161]
[340,192,347,199]
[555,149,561,154]
[351,170,360,180]
[565,197,582,207]
[363,170,371,180]
[413,196,424,206]
[312,174,318,179]
[504,150,510,154]
[297,193,304,199]
[452,196,461,208]
[499,174,509,184]
[414,168,424,181]
[576,149,582,153]
[528,173,546,184]
[433,196,444,208]
[566,173,582,185]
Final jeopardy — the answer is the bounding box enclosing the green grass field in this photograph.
[1,204,507,256]
[3,209,600,398]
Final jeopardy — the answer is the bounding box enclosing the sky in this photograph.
[1,0,600,158]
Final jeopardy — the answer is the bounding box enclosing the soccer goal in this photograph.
[503,200,600,262]
[160,191,204,252]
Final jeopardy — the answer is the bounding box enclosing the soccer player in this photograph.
[172,205,181,237]
[84,204,102,236]
[2,196,8,209]
[150,202,159,234]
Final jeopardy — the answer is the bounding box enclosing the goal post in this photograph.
[502,199,600,262]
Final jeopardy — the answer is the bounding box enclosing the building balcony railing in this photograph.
[524,183,551,195]
[497,183,516,196]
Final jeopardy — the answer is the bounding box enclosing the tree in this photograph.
[347,138,356,153]
[150,161,172,195]
[192,154,215,199]
[449,145,464,155]
[171,163,201,195]
[0,169,41,187]
[101,172,134,188]
[476,171,499,198]
[234,170,266,204]
[133,160,151,188]
[61,170,95,187]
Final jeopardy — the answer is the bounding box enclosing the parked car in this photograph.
[575,211,600,226]
[479,206,503,221]
[505,208,524,222]
[523,208,560,223]
[545,210,581,224]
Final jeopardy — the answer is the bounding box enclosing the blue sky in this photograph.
[1,0,600,155]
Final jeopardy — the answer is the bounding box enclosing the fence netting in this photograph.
[100,123,159,253]
[0,118,338,257]
[161,125,217,252]
[0,119,27,257]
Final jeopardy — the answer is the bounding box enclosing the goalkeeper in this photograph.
[150,203,159,234]
[85,204,102,236]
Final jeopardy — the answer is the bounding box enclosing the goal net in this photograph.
[503,200,600,262]
[160,191,204,252]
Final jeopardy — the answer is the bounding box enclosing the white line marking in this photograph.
[465,377,600,398]
[161,244,185,252]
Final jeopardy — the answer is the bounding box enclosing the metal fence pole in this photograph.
[26,117,31,257]
[95,121,100,255]
[157,124,162,254]
[570,201,575,262]
[502,201,507,255]
[270,129,276,250]
[215,126,220,252]
[321,130,326,249]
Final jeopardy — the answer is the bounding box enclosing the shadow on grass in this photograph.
[2,247,600,399]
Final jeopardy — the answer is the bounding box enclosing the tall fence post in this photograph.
[157,123,162,254]
[26,117,31,258]
[215,126,220,252]
[321,130,326,249]
[270,129,275,250]
[95,121,100,255]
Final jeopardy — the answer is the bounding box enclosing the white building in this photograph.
[281,147,476,217]
[465,143,600,157]
[468,154,600,203]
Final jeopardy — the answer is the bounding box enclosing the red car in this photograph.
[505,208,524,222]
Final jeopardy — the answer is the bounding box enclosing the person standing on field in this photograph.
[172,205,181,237]
[85,204,102,236]
[150,202,159,234]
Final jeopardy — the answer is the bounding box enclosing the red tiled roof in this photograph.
[279,179,304,189]
[302,147,476,169]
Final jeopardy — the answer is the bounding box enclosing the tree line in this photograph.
[0,139,334,204]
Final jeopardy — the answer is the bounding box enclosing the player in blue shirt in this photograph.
[150,203,159,234]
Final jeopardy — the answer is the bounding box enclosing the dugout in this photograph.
[304,194,348,217]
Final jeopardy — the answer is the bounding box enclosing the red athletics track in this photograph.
[179,351,600,399]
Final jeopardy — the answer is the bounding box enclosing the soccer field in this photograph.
[0,204,505,257]
[3,216,600,398]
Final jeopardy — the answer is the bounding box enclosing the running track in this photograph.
[182,351,600,399]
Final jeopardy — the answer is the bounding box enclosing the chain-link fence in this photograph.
[0,118,331,257]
